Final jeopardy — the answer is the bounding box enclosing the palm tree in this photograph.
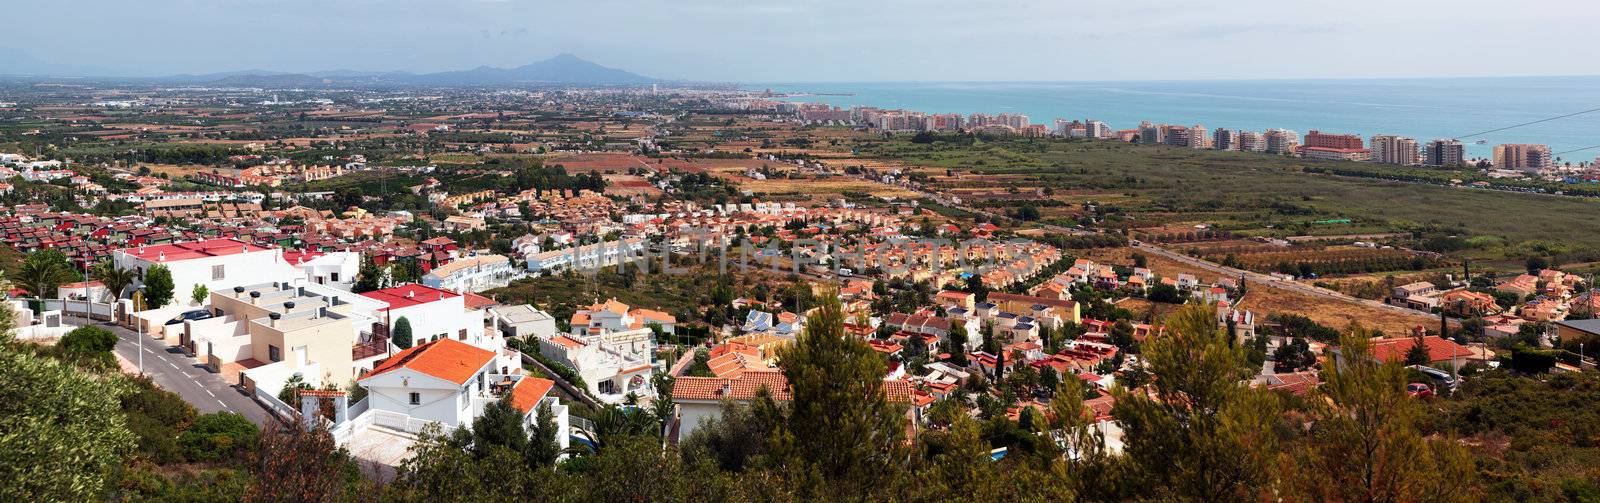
[11,256,72,299]
[91,261,136,302]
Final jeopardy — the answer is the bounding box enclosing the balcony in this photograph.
[352,334,389,361]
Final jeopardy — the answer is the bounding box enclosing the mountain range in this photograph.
[0,52,660,87]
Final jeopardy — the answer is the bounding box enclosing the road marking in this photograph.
[167,361,179,369]
[205,388,216,397]
[217,399,227,408]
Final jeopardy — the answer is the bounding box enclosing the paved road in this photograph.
[71,315,273,425]
[1132,242,1439,319]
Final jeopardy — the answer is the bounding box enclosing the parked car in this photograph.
[166,309,213,325]
[1406,382,1434,399]
[1408,365,1458,391]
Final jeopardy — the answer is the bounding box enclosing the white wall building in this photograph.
[422,254,516,292]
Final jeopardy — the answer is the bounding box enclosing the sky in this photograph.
[5,0,1598,82]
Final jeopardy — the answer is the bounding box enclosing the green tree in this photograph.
[526,401,562,468]
[353,254,382,293]
[946,321,970,366]
[92,261,137,302]
[12,248,75,299]
[143,264,176,309]
[1111,303,1281,500]
[1285,327,1476,501]
[770,287,906,499]
[393,316,414,350]
[1404,333,1431,366]
[0,345,137,500]
[245,423,364,502]
[467,396,527,458]
[191,283,209,305]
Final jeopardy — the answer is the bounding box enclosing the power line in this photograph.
[1454,106,1600,140]
[1548,144,1600,156]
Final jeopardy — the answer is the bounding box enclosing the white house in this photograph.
[286,250,361,291]
[488,304,558,340]
[356,338,503,428]
[114,238,303,309]
[359,284,492,353]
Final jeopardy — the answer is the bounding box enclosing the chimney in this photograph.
[249,291,261,304]
[406,290,415,299]
[268,311,281,326]
[233,286,245,294]
[283,301,295,310]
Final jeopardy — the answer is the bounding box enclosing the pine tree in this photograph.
[1284,326,1477,501]
[771,287,905,500]
[1111,303,1281,500]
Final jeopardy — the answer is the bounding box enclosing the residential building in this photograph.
[1212,128,1239,151]
[1493,143,1553,171]
[359,284,494,352]
[114,238,304,311]
[488,304,558,340]
[1424,139,1467,167]
[672,370,914,441]
[1238,130,1266,152]
[1264,129,1300,155]
[1303,130,1370,161]
[422,254,516,292]
[1369,135,1420,165]
[1137,122,1165,144]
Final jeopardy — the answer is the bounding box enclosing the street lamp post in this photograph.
[133,287,145,376]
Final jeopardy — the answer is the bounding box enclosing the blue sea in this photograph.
[755,76,1600,160]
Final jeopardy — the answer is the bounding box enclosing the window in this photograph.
[267,345,281,362]
[408,392,420,405]
[211,264,225,280]
[458,329,467,341]
[330,272,340,282]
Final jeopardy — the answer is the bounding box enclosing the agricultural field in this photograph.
[828,135,1600,262]
[1175,240,1441,278]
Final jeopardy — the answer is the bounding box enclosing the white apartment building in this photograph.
[422,254,516,292]
[524,238,646,275]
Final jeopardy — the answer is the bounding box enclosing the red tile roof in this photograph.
[361,338,494,385]
[359,283,461,311]
[509,377,556,414]
[1369,336,1472,364]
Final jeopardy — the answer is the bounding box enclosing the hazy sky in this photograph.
[7,0,1597,81]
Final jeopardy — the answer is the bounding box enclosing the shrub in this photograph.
[179,412,259,463]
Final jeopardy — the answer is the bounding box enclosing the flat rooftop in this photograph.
[119,238,271,262]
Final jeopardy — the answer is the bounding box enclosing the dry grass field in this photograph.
[1086,246,1435,334]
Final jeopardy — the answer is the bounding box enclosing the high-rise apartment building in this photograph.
[1085,120,1110,139]
[1424,139,1466,167]
[1164,125,1192,147]
[1188,125,1210,149]
[1213,128,1240,151]
[1138,121,1165,144]
[1238,131,1266,152]
[1264,129,1300,155]
[1369,134,1420,165]
[1493,144,1553,171]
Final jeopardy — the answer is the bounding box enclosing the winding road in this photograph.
[69,315,273,425]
